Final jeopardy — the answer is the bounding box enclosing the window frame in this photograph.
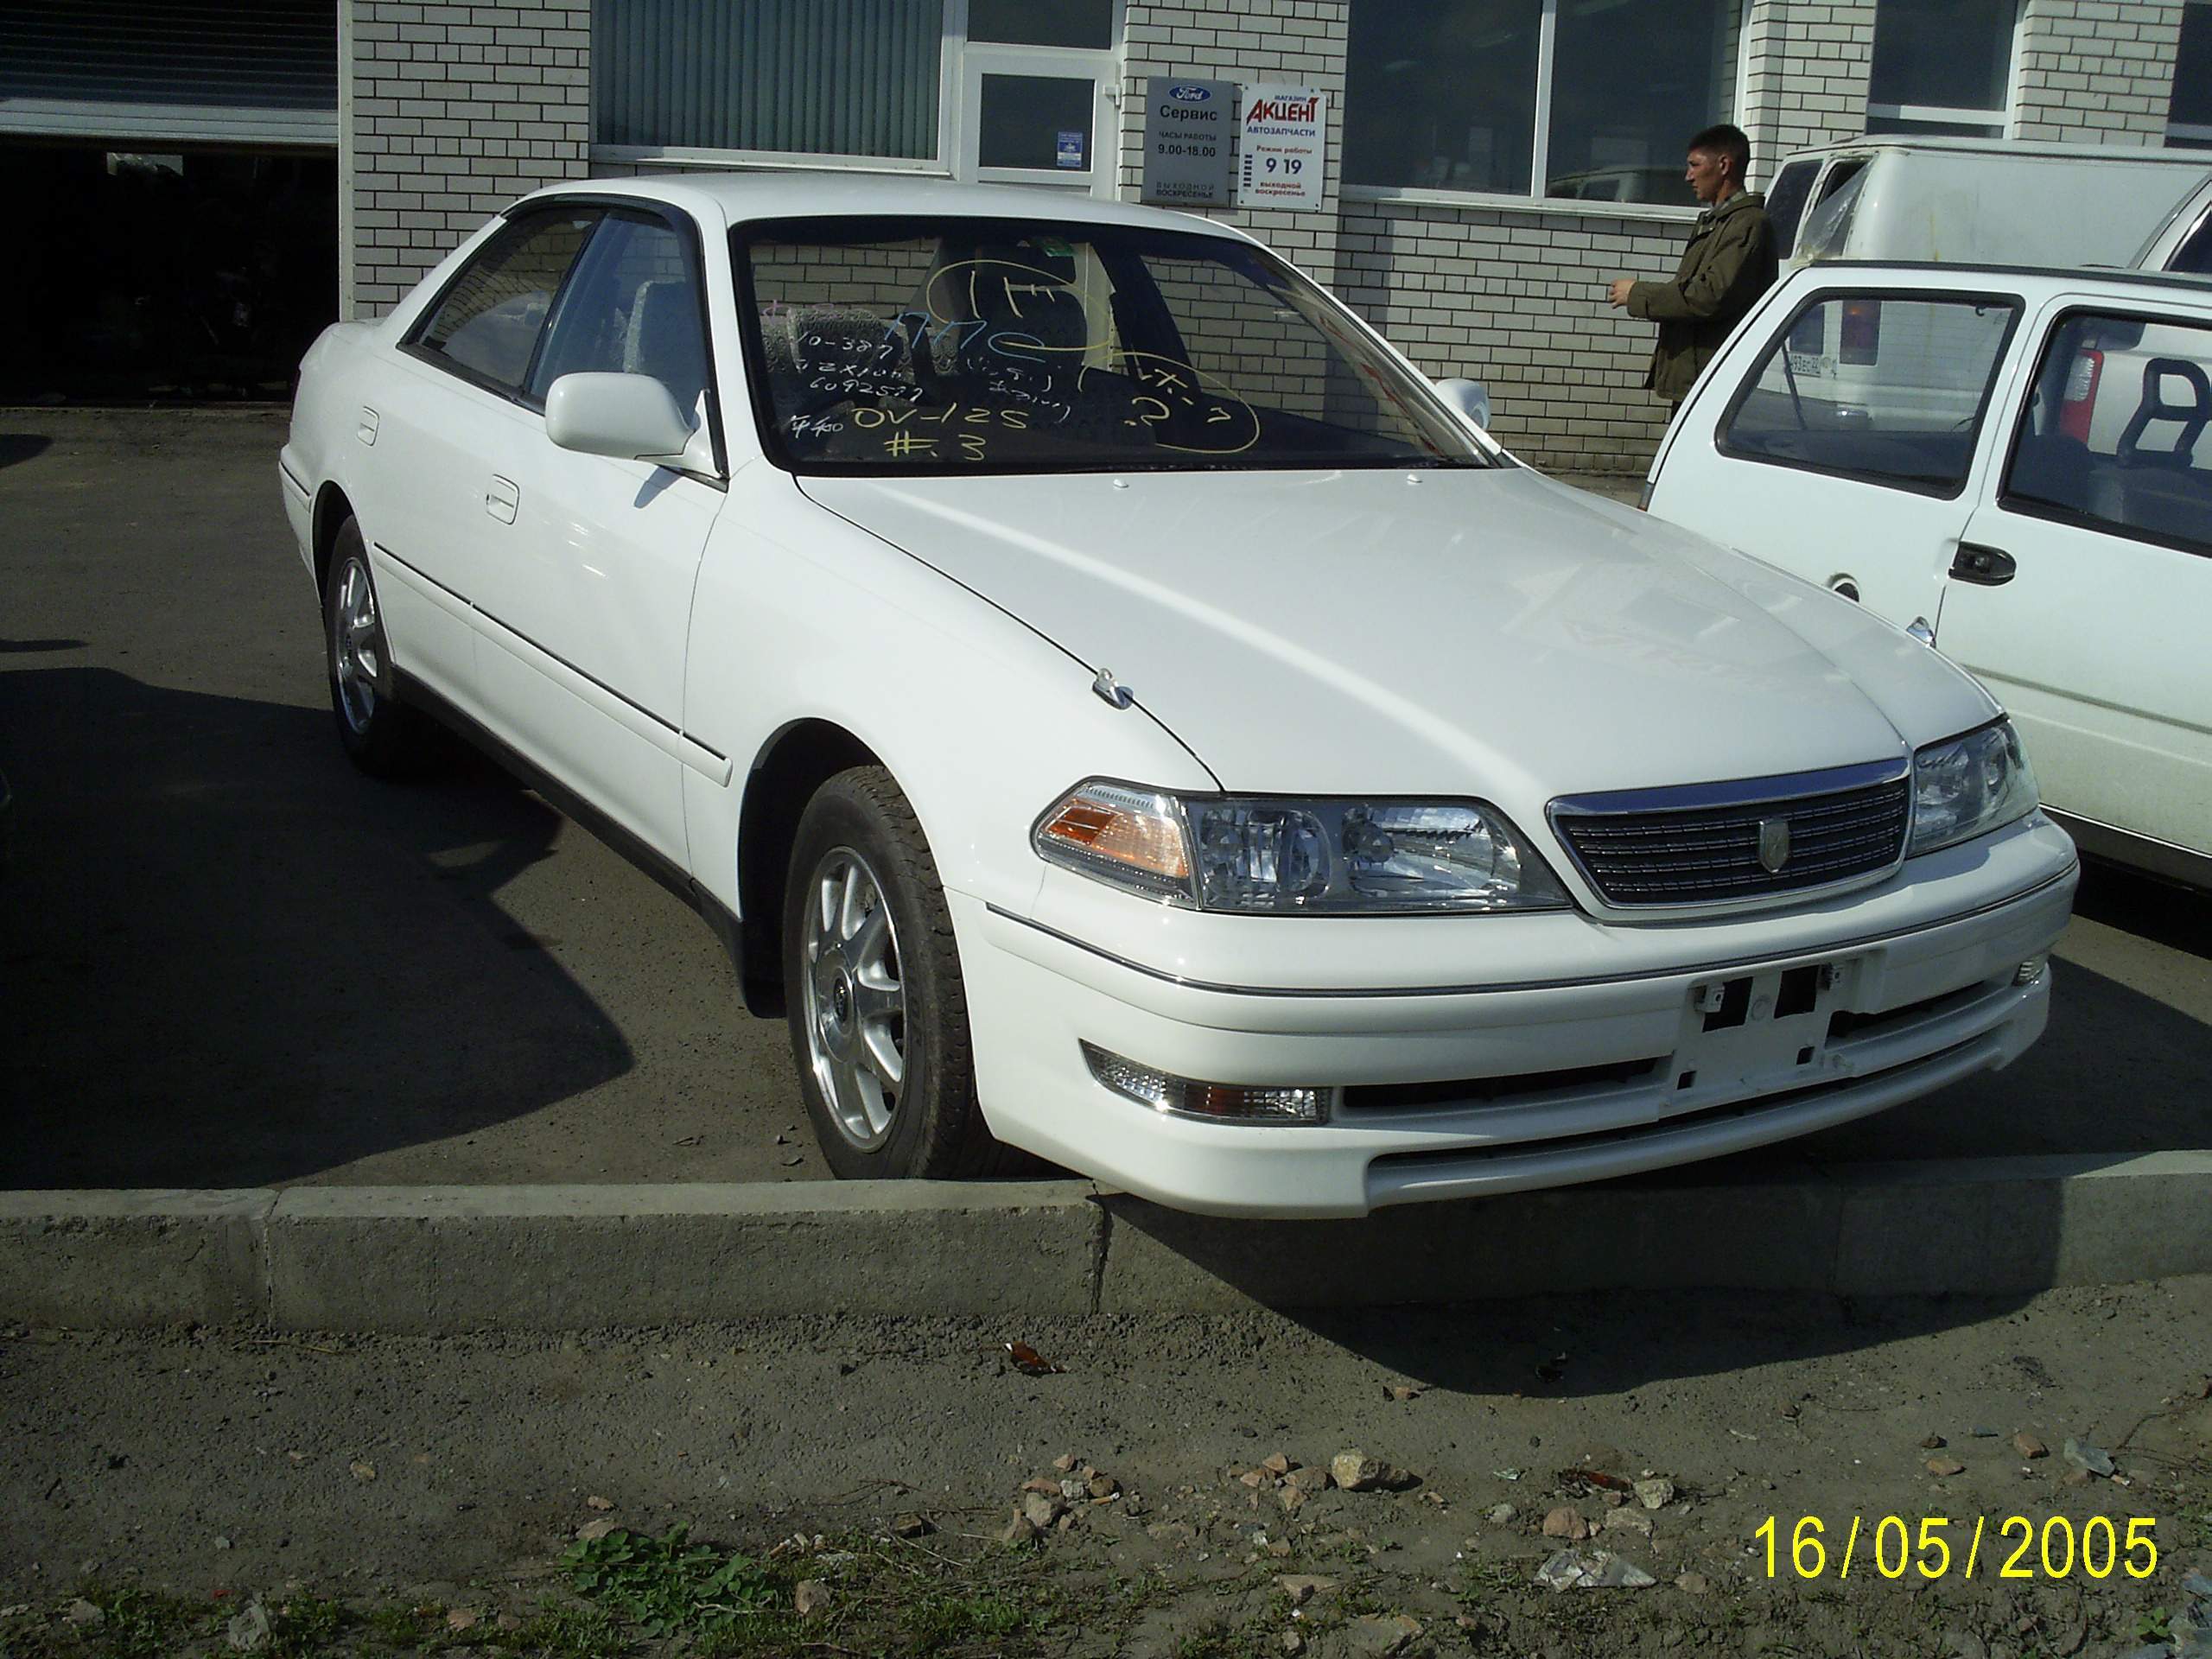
[1863,0,2024,138]
[1341,0,1750,217]
[1995,302,2212,561]
[403,194,730,477]
[588,0,1128,186]
[401,204,606,407]
[1712,283,2025,501]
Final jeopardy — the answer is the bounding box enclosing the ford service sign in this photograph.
[1141,76,1233,206]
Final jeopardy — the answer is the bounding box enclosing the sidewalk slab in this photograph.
[0,1190,271,1326]
[3,1154,2208,1331]
[266,1183,1102,1332]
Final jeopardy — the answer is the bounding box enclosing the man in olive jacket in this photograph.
[1607,123,1777,407]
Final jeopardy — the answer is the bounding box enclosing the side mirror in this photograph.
[545,372,699,465]
[1435,377,1493,431]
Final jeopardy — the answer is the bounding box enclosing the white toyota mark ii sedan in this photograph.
[280,175,2079,1217]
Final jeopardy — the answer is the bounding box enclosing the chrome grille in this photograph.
[1549,761,1910,907]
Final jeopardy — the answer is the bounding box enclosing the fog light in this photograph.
[1079,1042,1329,1123]
[2015,957,2048,986]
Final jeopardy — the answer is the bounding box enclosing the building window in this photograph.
[2171,1,2212,149]
[1344,0,1742,207]
[1865,0,2015,138]
[594,0,944,163]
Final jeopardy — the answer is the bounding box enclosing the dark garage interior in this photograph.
[0,0,339,403]
[3,143,336,402]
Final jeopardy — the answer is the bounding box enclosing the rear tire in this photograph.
[324,518,431,777]
[782,766,1013,1180]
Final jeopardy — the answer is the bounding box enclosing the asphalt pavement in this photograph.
[3,409,2207,1196]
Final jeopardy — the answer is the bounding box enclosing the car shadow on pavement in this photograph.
[0,665,634,1188]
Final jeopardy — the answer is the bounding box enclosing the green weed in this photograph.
[560,1524,779,1641]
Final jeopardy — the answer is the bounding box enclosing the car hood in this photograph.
[798,467,1996,806]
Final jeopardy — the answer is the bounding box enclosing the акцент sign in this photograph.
[1237,85,1325,211]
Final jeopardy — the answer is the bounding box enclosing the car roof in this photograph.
[509,170,1258,242]
[1779,259,2212,301]
[1777,136,2212,167]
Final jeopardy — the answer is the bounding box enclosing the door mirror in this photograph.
[1435,377,1493,430]
[544,372,698,464]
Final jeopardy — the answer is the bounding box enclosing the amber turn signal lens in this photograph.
[1036,783,1192,893]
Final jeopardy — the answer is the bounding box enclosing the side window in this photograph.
[2004,310,2212,553]
[530,213,711,416]
[2171,208,2212,276]
[1796,160,1867,262]
[1763,160,1820,261]
[1720,291,2018,495]
[412,210,598,391]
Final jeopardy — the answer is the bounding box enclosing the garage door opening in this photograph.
[3,143,336,403]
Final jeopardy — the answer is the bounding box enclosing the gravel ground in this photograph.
[3,1281,2208,1656]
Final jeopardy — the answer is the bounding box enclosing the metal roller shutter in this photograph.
[0,0,336,148]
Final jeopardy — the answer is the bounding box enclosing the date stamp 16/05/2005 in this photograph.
[1756,1515,2160,1582]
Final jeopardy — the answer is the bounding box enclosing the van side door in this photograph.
[1935,295,2212,865]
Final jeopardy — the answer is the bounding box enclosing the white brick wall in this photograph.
[1338,200,1688,472]
[347,0,590,315]
[1119,0,1350,285]
[2012,0,2184,142]
[1738,0,1878,188]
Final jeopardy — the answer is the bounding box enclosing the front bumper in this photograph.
[956,815,2077,1217]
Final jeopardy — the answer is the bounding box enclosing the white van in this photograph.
[2133,172,2212,275]
[1763,137,2210,270]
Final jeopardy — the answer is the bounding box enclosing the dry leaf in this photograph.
[1005,1341,1064,1376]
[348,1460,377,1483]
[585,1496,614,1511]
[446,1610,480,1633]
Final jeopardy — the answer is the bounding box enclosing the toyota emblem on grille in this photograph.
[1758,817,1792,873]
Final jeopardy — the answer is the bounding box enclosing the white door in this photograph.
[1654,283,2029,629]
[365,206,601,703]
[1935,296,2212,859]
[955,0,1119,199]
[467,208,728,868]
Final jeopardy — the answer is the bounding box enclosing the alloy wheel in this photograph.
[799,846,908,1150]
[333,556,384,734]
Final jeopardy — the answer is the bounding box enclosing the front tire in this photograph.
[324,518,429,777]
[782,767,1009,1180]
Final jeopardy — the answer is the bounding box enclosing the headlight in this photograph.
[1033,781,1569,913]
[1908,719,2038,856]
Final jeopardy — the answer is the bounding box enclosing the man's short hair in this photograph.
[1689,123,1751,180]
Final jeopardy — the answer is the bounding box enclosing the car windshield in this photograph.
[734,215,1492,474]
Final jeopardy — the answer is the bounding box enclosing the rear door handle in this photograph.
[486,474,519,524]
[1948,542,2015,586]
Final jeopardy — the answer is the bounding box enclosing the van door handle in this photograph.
[1948,543,2015,586]
[486,475,519,524]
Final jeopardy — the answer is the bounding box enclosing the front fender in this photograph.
[681,467,1215,920]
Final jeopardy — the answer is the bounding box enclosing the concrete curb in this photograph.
[3,1153,2208,1331]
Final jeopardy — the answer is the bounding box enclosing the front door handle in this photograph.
[1948,542,2015,586]
[486,474,519,524]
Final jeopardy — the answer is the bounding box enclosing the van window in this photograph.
[2172,209,2212,276]
[1796,161,1869,262]
[1719,290,2019,496]
[1764,162,1819,259]
[2004,311,2212,553]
